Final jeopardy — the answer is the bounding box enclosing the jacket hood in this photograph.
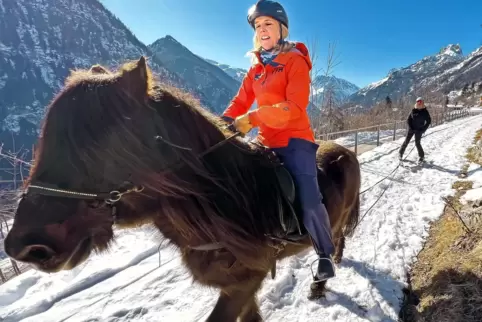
[290,42,312,71]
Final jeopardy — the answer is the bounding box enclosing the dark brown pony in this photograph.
[4,57,361,322]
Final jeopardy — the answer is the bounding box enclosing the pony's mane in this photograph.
[29,58,283,266]
[30,59,228,186]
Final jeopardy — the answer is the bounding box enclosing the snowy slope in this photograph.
[1,113,482,322]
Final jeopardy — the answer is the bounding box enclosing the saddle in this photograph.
[254,141,319,243]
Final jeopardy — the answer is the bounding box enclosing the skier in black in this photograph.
[399,97,432,164]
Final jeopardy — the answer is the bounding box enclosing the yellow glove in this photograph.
[234,114,253,134]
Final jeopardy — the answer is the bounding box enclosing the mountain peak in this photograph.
[151,35,182,48]
[439,44,463,57]
[311,75,360,105]
[163,35,180,43]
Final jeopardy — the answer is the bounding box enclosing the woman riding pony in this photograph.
[222,0,336,283]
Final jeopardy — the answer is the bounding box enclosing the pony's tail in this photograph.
[327,151,360,238]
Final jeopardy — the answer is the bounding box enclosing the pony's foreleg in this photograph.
[205,277,264,322]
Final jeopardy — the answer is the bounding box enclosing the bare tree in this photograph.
[306,35,324,136]
[306,37,343,137]
[0,137,33,229]
[306,35,323,105]
[319,41,343,135]
[0,138,33,284]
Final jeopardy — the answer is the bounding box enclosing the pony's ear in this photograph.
[119,56,151,98]
[89,64,110,75]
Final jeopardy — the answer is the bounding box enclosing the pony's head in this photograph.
[4,57,232,272]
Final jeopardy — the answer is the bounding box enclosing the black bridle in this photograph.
[25,182,145,205]
[23,131,243,206]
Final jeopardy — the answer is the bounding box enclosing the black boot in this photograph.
[308,255,335,300]
[314,255,336,281]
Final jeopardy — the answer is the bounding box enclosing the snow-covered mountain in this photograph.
[0,0,248,166]
[0,0,253,186]
[204,58,247,84]
[149,37,241,114]
[0,0,200,134]
[311,75,360,106]
[347,44,482,107]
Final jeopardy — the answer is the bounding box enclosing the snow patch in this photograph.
[365,77,389,91]
[460,187,482,204]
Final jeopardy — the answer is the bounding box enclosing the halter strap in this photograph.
[26,183,144,204]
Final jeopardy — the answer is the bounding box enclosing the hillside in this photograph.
[0,0,197,134]
[401,128,482,321]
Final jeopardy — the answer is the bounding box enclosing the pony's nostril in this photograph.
[20,244,56,263]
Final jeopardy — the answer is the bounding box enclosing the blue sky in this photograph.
[99,0,482,88]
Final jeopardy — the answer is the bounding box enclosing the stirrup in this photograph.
[309,257,336,282]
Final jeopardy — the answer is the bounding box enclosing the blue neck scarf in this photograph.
[259,48,279,65]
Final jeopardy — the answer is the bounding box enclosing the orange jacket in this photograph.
[223,42,315,148]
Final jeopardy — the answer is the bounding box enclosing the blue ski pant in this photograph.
[271,138,335,257]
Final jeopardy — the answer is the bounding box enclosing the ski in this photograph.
[399,158,433,172]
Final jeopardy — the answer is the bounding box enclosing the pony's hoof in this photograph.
[333,255,342,264]
[308,280,327,301]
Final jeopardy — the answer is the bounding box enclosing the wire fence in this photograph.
[318,109,477,155]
